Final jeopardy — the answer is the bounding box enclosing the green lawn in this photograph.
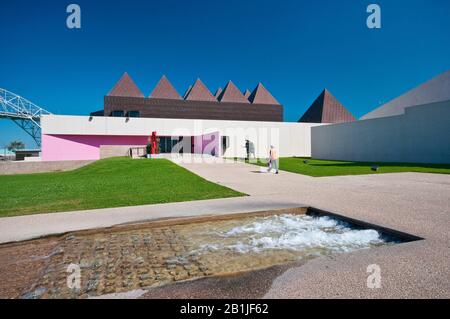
[243,157,450,177]
[0,157,244,217]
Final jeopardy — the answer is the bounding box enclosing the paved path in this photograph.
[1,158,449,298]
[177,160,450,241]
[173,159,450,298]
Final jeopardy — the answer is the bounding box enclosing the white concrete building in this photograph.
[41,115,324,161]
[39,70,450,164]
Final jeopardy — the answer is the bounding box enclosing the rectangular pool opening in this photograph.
[306,207,424,243]
[14,207,422,299]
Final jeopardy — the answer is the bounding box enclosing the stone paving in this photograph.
[1,210,309,299]
[23,226,208,298]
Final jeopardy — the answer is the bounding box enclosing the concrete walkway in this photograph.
[177,160,450,241]
[1,158,449,297]
[174,160,450,298]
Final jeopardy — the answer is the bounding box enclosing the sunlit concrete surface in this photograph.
[0,159,449,298]
[173,160,450,298]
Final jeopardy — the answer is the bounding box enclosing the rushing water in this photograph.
[173,214,394,273]
[22,213,397,298]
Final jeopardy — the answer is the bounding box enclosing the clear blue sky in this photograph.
[1,0,450,148]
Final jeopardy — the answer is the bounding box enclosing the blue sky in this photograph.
[1,0,450,148]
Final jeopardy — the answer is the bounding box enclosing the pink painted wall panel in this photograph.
[42,134,148,161]
[42,132,221,161]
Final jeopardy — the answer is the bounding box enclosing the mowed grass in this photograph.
[245,157,450,177]
[0,157,245,217]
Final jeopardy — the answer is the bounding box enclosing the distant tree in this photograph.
[7,140,25,152]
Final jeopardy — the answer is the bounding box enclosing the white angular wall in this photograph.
[312,100,450,164]
[361,70,450,120]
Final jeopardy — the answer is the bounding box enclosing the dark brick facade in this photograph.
[103,96,283,122]
[96,73,283,122]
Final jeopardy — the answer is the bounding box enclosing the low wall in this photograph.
[311,101,450,164]
[100,145,144,159]
[0,160,94,175]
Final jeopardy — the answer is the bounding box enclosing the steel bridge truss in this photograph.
[0,88,51,147]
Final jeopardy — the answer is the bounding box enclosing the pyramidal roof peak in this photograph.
[248,82,280,105]
[107,72,144,97]
[322,88,334,98]
[218,80,249,103]
[298,89,355,124]
[149,75,182,100]
[184,78,216,102]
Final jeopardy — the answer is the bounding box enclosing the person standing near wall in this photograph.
[269,145,279,174]
[245,139,256,160]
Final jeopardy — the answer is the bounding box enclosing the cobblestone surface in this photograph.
[32,226,209,299]
[0,238,59,299]
[0,211,306,298]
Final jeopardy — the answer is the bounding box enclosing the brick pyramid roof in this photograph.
[217,81,249,103]
[184,79,216,102]
[248,83,280,105]
[149,76,182,99]
[298,89,355,123]
[107,73,144,97]
[244,89,251,100]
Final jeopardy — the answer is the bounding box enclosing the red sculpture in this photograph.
[150,131,158,155]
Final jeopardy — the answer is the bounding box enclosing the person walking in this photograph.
[269,145,279,174]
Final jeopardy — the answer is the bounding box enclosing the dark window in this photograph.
[111,110,125,117]
[127,111,140,118]
[158,137,188,154]
[159,137,175,153]
[222,136,230,149]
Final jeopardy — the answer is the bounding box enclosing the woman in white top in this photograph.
[269,145,279,174]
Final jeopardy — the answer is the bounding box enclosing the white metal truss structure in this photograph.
[0,88,51,147]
